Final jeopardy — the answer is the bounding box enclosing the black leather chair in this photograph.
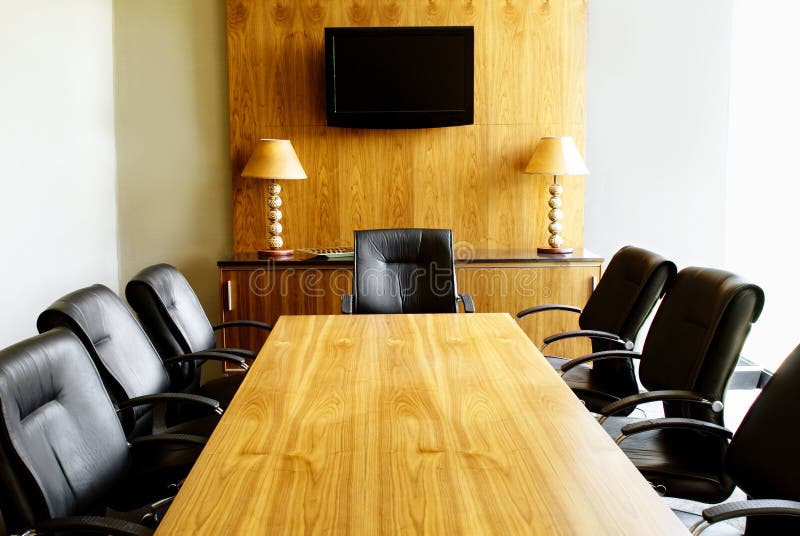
[0,328,206,535]
[125,263,271,406]
[36,284,244,438]
[585,268,764,424]
[614,344,800,535]
[517,245,677,412]
[560,268,764,500]
[342,228,474,314]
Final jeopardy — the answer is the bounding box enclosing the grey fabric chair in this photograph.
[342,228,474,314]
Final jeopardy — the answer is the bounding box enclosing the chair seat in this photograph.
[545,355,632,413]
[119,413,219,508]
[199,374,246,408]
[123,441,204,509]
[602,416,734,503]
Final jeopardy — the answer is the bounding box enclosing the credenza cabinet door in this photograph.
[219,266,352,361]
[456,264,600,358]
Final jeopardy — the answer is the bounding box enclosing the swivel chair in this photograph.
[517,245,677,412]
[614,344,800,535]
[37,285,243,438]
[342,228,474,314]
[126,263,271,406]
[0,329,206,534]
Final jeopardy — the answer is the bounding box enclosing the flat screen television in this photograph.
[324,26,474,129]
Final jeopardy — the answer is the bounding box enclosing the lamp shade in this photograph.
[241,139,307,180]
[524,136,589,176]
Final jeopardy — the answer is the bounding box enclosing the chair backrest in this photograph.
[639,267,764,424]
[579,246,677,344]
[577,246,677,399]
[352,228,459,314]
[725,344,800,534]
[36,284,171,433]
[126,263,214,390]
[0,329,130,530]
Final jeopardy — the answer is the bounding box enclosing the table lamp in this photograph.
[524,136,589,254]
[241,139,307,258]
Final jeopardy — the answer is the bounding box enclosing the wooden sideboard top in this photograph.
[219,248,602,267]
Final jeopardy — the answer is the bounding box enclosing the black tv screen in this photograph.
[325,26,474,129]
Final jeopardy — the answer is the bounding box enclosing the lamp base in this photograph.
[537,247,573,255]
[258,248,294,259]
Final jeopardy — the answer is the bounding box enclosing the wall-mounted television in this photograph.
[324,26,474,129]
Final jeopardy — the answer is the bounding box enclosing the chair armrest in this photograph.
[32,516,153,535]
[691,500,800,535]
[117,392,223,415]
[541,329,634,352]
[130,432,208,448]
[559,350,642,375]
[614,417,733,445]
[342,294,354,314]
[213,320,272,331]
[206,347,256,359]
[458,293,475,313]
[163,351,249,371]
[597,390,723,423]
[117,392,222,434]
[515,304,582,320]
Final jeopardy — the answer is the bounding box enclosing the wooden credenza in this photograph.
[218,249,602,370]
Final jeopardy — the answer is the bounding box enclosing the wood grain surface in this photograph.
[156,314,686,535]
[226,0,587,254]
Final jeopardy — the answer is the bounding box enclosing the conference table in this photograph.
[155,313,687,534]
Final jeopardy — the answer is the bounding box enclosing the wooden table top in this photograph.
[156,313,686,535]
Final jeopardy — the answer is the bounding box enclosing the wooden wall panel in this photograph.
[227,0,587,253]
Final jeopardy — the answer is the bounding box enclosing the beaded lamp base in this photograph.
[537,247,573,255]
[258,249,294,258]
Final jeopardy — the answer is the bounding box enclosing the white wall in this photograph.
[0,0,118,348]
[587,0,799,370]
[585,0,733,269]
[725,0,800,371]
[113,0,232,322]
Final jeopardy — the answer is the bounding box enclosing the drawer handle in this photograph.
[224,280,233,312]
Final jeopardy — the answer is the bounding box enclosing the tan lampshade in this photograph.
[241,139,307,180]
[524,136,589,176]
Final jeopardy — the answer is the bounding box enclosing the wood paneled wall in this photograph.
[227,0,587,253]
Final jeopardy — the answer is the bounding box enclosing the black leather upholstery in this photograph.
[36,284,218,441]
[625,345,800,534]
[540,246,677,410]
[37,285,172,434]
[600,267,764,503]
[0,329,187,533]
[350,228,468,314]
[636,267,764,424]
[0,329,130,527]
[126,264,217,392]
[580,246,677,344]
[125,263,257,407]
[721,345,800,534]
